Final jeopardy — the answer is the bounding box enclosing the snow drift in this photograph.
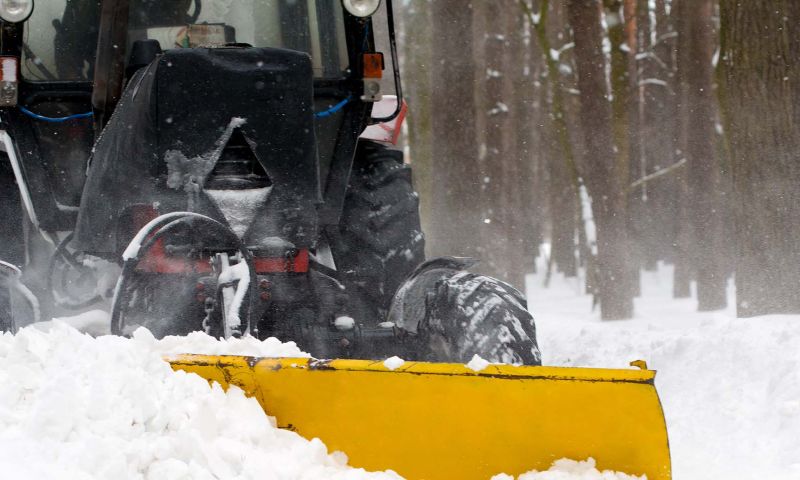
[0,324,400,480]
[0,323,634,480]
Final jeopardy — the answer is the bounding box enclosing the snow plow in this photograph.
[0,0,671,477]
[169,355,671,479]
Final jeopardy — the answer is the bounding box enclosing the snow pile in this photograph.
[527,262,800,480]
[0,323,399,480]
[493,458,644,480]
[0,321,634,480]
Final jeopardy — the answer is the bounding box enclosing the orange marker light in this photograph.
[362,53,384,79]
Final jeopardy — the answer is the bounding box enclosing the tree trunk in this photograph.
[604,0,630,174]
[429,1,481,259]
[513,6,544,276]
[671,0,692,298]
[643,0,680,269]
[685,0,727,310]
[398,1,434,251]
[526,0,581,279]
[718,0,800,316]
[634,0,657,272]
[480,1,523,288]
[567,0,634,320]
[623,0,642,296]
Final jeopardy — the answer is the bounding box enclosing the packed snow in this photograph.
[205,187,272,239]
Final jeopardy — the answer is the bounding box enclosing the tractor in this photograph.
[0,4,679,478]
[0,0,541,365]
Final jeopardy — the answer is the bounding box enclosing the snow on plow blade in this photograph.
[168,355,671,480]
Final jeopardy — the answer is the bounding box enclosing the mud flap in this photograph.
[168,355,671,480]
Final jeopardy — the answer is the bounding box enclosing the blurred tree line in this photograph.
[395,0,800,319]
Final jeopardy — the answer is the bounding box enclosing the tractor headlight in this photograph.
[0,0,34,23]
[342,0,381,18]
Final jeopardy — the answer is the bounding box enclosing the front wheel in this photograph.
[390,258,542,366]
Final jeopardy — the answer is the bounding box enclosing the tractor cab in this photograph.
[3,0,395,232]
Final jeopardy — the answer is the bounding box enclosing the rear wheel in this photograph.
[333,140,425,324]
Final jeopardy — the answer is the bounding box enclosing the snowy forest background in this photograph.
[391,0,800,321]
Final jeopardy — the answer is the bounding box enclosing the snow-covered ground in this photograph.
[1,260,797,479]
[527,262,800,480]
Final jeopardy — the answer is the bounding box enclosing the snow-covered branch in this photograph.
[628,158,687,192]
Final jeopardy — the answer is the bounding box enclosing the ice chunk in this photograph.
[383,356,405,371]
[334,316,356,331]
[466,354,490,372]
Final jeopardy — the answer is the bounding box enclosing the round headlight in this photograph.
[0,0,34,23]
[342,0,381,18]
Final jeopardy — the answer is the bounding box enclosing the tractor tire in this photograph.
[418,271,542,366]
[333,140,425,324]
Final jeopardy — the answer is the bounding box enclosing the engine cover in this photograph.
[74,47,320,255]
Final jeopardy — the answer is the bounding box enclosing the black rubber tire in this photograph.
[333,140,425,323]
[419,272,542,366]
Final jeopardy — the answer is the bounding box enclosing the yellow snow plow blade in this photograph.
[168,355,671,480]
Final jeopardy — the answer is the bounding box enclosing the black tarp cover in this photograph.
[74,47,320,255]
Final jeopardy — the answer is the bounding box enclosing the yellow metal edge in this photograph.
[166,354,656,383]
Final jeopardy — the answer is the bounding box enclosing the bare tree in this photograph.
[479,1,525,287]
[428,2,482,259]
[521,0,584,281]
[685,0,727,310]
[719,0,800,316]
[398,0,434,248]
[512,6,545,276]
[642,0,681,269]
[671,0,693,298]
[567,0,634,319]
[623,0,642,296]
